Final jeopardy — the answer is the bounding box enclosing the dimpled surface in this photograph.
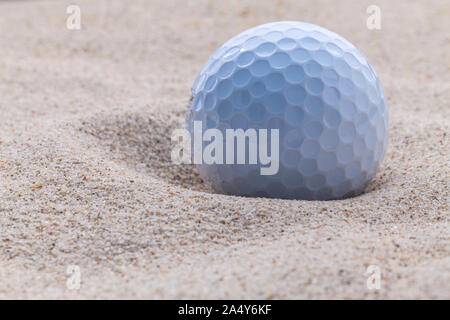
[187,21,389,200]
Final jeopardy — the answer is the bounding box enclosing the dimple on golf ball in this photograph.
[187,21,389,200]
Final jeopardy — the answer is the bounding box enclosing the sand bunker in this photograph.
[0,0,448,299]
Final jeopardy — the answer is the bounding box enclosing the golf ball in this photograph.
[187,21,388,200]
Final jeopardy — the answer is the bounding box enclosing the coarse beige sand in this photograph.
[0,0,448,299]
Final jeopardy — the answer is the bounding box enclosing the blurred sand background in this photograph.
[0,0,448,299]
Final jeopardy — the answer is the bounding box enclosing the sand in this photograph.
[0,0,448,299]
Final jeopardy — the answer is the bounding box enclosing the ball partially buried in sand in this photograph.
[187,21,389,200]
